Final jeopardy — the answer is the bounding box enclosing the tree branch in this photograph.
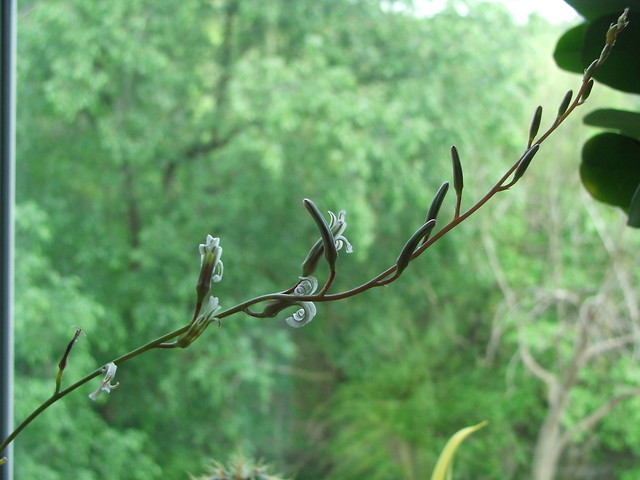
[584,334,636,361]
[558,387,640,452]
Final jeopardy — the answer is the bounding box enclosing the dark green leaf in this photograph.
[584,109,640,139]
[580,133,640,211]
[554,23,588,74]
[628,183,640,227]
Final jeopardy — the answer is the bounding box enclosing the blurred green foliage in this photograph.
[13,0,640,479]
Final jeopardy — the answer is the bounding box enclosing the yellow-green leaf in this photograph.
[430,421,488,480]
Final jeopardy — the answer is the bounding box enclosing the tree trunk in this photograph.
[532,408,563,480]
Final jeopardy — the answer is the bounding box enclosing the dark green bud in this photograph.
[512,144,540,183]
[396,219,436,276]
[584,59,599,79]
[557,90,572,118]
[580,79,594,103]
[425,182,449,223]
[451,146,464,196]
[177,316,211,348]
[301,238,324,277]
[303,199,338,272]
[528,106,543,145]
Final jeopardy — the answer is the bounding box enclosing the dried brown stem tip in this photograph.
[55,328,86,394]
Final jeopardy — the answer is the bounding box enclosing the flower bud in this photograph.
[528,106,543,145]
[195,235,223,310]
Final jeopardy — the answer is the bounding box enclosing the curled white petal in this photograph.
[286,277,319,327]
[328,210,338,226]
[211,257,224,283]
[335,235,353,253]
[295,276,318,296]
[328,210,353,253]
[285,301,317,328]
[89,362,120,401]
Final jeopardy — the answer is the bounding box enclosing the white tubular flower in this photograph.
[286,276,318,328]
[89,363,120,401]
[199,234,224,283]
[329,210,353,253]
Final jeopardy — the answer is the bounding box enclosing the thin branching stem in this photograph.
[0,325,189,453]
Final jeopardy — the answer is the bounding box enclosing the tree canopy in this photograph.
[13,1,640,479]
